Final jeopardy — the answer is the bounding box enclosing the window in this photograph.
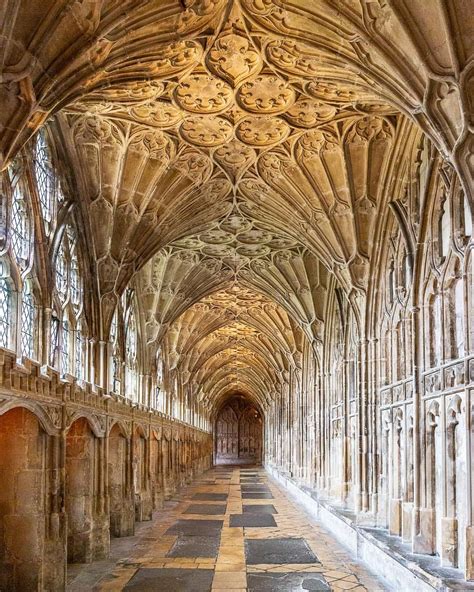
[53,224,85,378]
[50,313,59,366]
[34,131,57,234]
[110,309,121,393]
[60,317,70,376]
[10,179,31,269]
[20,281,36,359]
[125,308,138,401]
[75,321,84,380]
[0,261,11,349]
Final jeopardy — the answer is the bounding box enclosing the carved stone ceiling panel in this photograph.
[3,0,471,409]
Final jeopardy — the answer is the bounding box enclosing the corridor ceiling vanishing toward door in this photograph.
[2,0,471,411]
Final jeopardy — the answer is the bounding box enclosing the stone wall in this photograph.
[0,349,212,591]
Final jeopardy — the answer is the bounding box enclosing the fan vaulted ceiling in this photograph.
[2,0,472,411]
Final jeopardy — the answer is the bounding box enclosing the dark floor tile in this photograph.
[124,568,214,591]
[183,504,227,515]
[242,492,274,499]
[243,504,277,514]
[165,519,223,536]
[229,513,277,527]
[245,538,319,564]
[247,572,329,591]
[166,535,220,558]
[192,493,228,501]
[241,485,270,492]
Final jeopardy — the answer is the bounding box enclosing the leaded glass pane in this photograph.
[10,181,31,269]
[75,322,83,379]
[61,318,70,375]
[112,356,120,393]
[34,132,55,229]
[70,253,82,311]
[21,283,36,358]
[50,314,59,366]
[56,241,68,303]
[0,277,11,348]
[125,310,137,399]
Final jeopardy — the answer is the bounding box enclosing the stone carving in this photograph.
[237,76,296,114]
[179,116,233,147]
[175,75,234,113]
[207,34,262,86]
[236,116,289,146]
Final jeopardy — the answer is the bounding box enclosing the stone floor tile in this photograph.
[245,538,319,565]
[166,535,221,558]
[247,571,330,591]
[165,519,223,536]
[243,504,277,514]
[184,503,227,515]
[67,467,388,592]
[123,568,214,591]
[230,513,277,528]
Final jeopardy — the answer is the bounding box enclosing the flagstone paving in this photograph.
[67,467,390,591]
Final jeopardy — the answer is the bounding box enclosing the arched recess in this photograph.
[108,421,134,538]
[214,394,263,465]
[132,425,152,522]
[65,417,108,564]
[0,407,65,590]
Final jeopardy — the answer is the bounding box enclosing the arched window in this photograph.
[50,312,60,367]
[0,261,12,349]
[110,307,121,393]
[10,176,31,269]
[33,131,63,236]
[60,317,70,376]
[52,223,85,378]
[20,281,37,359]
[125,307,138,401]
[75,320,85,380]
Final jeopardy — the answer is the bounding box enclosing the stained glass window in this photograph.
[20,282,36,359]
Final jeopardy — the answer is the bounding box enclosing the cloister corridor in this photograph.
[1,0,473,590]
[67,466,386,592]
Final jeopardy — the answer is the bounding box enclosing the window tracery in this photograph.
[20,280,36,359]
[33,130,62,236]
[0,261,11,349]
[52,223,85,378]
[125,303,138,401]
[110,307,122,394]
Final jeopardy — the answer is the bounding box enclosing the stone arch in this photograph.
[0,406,65,590]
[108,421,134,538]
[65,417,108,565]
[0,399,60,436]
[65,410,106,438]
